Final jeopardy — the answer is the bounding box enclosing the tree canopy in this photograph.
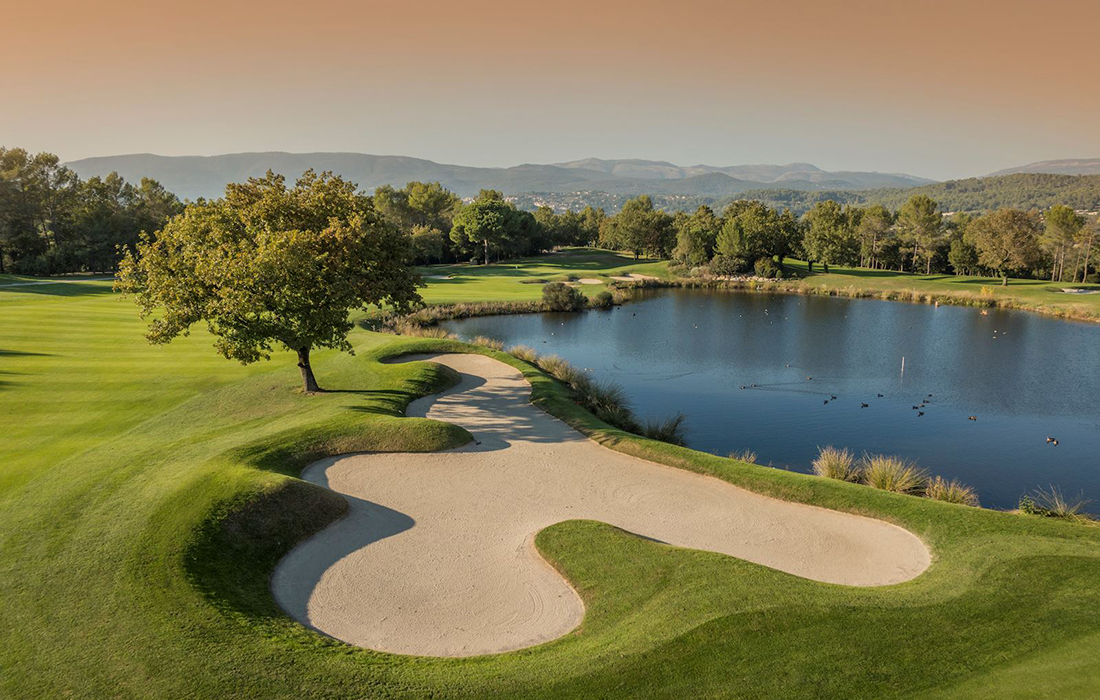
[115,170,420,392]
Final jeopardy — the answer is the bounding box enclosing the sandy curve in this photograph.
[272,353,930,657]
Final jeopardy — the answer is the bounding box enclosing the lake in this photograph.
[441,288,1100,511]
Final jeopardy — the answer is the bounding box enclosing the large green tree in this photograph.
[1042,204,1083,281]
[601,195,674,259]
[801,201,859,271]
[116,170,420,392]
[896,194,942,274]
[857,204,894,269]
[969,208,1042,285]
[449,190,537,263]
[673,205,720,266]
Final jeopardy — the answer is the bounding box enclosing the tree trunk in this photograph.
[297,347,321,393]
[926,256,931,275]
[1083,233,1095,282]
[1002,273,1008,286]
[483,238,489,265]
[807,260,813,273]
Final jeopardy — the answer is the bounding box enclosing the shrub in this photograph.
[641,413,687,446]
[508,345,539,363]
[728,448,758,464]
[754,257,782,279]
[925,476,980,506]
[812,446,860,482]
[1020,486,1093,521]
[591,290,615,308]
[471,335,504,351]
[862,454,928,494]
[710,254,750,276]
[542,282,587,311]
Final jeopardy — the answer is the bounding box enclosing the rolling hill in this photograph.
[989,158,1100,176]
[64,152,935,201]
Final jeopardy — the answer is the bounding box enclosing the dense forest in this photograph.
[3,146,1097,285]
[721,173,1100,215]
[0,147,183,274]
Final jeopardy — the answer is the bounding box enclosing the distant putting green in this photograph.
[2,255,1100,699]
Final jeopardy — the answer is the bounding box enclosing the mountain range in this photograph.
[64,152,937,201]
[987,158,1100,177]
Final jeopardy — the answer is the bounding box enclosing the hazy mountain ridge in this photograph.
[64,152,936,201]
[989,158,1100,176]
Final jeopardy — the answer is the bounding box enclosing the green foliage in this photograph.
[449,189,543,263]
[115,170,420,391]
[754,257,782,278]
[801,201,860,267]
[591,290,615,308]
[599,195,675,259]
[0,146,182,274]
[716,200,787,264]
[541,281,587,311]
[673,205,720,265]
[948,237,979,275]
[710,254,750,276]
[969,208,1043,284]
[897,194,943,273]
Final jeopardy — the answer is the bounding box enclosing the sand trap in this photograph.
[426,274,455,280]
[272,354,930,657]
[576,278,603,285]
[609,272,659,282]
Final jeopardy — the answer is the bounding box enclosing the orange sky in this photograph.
[3,0,1098,178]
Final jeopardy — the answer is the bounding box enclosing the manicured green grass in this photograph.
[3,257,1100,699]
[781,260,1100,322]
[417,248,669,303]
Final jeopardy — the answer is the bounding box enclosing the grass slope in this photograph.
[2,254,1099,699]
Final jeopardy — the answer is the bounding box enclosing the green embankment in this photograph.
[2,251,1099,699]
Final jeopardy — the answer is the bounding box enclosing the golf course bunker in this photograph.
[272,354,931,657]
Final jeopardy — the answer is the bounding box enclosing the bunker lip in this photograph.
[272,353,931,657]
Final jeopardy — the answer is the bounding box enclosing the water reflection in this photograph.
[442,289,1100,511]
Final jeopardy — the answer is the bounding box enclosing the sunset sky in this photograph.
[4,0,1098,179]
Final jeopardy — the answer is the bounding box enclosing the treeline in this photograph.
[662,195,1098,285]
[0,147,183,275]
[372,183,603,264]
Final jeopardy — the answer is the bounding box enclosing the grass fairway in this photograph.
[3,256,1100,699]
[779,261,1100,322]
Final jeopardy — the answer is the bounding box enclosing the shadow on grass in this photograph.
[0,348,53,357]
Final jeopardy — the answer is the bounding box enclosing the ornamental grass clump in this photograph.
[508,345,539,364]
[728,448,758,464]
[471,335,504,351]
[861,454,928,494]
[1019,486,1093,522]
[925,476,980,507]
[641,413,687,446]
[811,446,860,482]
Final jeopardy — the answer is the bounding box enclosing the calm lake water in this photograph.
[442,288,1100,511]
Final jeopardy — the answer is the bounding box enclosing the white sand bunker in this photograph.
[576,278,603,284]
[609,272,659,281]
[272,354,930,657]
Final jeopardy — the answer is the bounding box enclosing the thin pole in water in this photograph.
[900,356,906,383]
